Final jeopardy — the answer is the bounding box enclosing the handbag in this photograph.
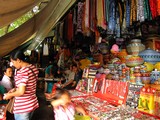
[6,97,15,114]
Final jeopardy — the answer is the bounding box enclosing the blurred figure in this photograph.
[0,67,13,92]
[51,88,86,120]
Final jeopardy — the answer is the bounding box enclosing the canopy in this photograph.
[0,0,76,57]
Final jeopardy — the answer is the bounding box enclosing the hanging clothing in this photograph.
[43,42,49,56]
[67,13,73,42]
[149,0,158,19]
[77,2,84,32]
[59,22,64,40]
[96,0,106,29]
[137,0,145,22]
[158,0,160,15]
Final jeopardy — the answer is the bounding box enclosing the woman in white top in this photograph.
[0,67,13,91]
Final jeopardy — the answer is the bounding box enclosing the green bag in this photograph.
[74,114,91,120]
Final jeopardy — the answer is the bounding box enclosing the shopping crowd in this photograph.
[0,46,95,120]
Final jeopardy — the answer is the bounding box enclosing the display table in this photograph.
[70,90,158,120]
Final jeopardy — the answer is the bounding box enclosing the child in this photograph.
[50,88,86,120]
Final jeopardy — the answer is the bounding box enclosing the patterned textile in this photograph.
[77,2,84,32]
[137,0,145,22]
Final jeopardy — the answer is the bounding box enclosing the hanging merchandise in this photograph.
[137,0,145,22]
[84,0,90,29]
[96,0,107,30]
[43,41,49,56]
[90,0,97,31]
[77,2,84,32]
[67,13,73,42]
[149,0,158,19]
[59,22,64,40]
[130,0,137,25]
[126,0,130,28]
[158,0,160,15]
[108,0,116,34]
[143,0,152,20]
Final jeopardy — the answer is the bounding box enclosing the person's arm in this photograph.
[61,79,74,88]
[51,99,63,108]
[75,105,86,115]
[4,85,25,100]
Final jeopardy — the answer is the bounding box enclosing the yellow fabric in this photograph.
[96,0,106,29]
[80,59,91,70]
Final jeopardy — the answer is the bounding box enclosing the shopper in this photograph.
[45,61,58,78]
[50,88,86,120]
[0,66,13,92]
[4,50,39,120]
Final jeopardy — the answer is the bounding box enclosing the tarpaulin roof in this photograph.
[0,0,76,57]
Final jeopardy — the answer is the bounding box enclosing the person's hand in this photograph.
[3,93,12,100]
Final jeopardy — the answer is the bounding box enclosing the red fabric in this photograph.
[67,13,73,42]
[149,0,158,19]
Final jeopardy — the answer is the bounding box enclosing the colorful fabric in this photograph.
[54,103,75,120]
[158,0,160,15]
[77,2,84,32]
[67,13,73,42]
[137,0,145,22]
[149,0,158,19]
[14,64,39,114]
[96,0,106,29]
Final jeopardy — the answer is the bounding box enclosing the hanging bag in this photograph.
[6,97,15,114]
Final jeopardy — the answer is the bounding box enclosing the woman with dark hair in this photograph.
[4,50,39,120]
[0,66,13,91]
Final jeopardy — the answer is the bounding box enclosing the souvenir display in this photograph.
[126,84,144,108]
[127,39,145,55]
[139,49,160,64]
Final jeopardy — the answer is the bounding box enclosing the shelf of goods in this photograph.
[71,79,159,120]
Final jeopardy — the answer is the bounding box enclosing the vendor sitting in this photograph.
[61,64,82,90]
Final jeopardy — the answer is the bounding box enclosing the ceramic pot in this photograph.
[139,48,160,64]
[127,39,145,55]
[125,55,144,67]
